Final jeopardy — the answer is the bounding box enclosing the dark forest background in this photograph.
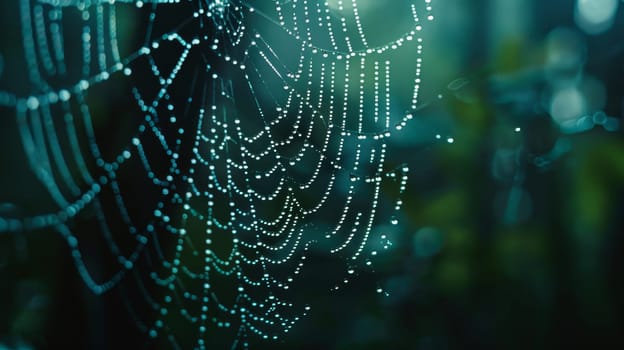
[2,0,624,349]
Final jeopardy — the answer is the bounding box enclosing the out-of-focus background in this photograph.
[1,0,624,349]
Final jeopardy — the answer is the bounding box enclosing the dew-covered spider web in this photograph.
[0,0,435,348]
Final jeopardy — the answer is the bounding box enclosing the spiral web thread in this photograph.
[0,0,434,348]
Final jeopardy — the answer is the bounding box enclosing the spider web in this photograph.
[0,0,434,348]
